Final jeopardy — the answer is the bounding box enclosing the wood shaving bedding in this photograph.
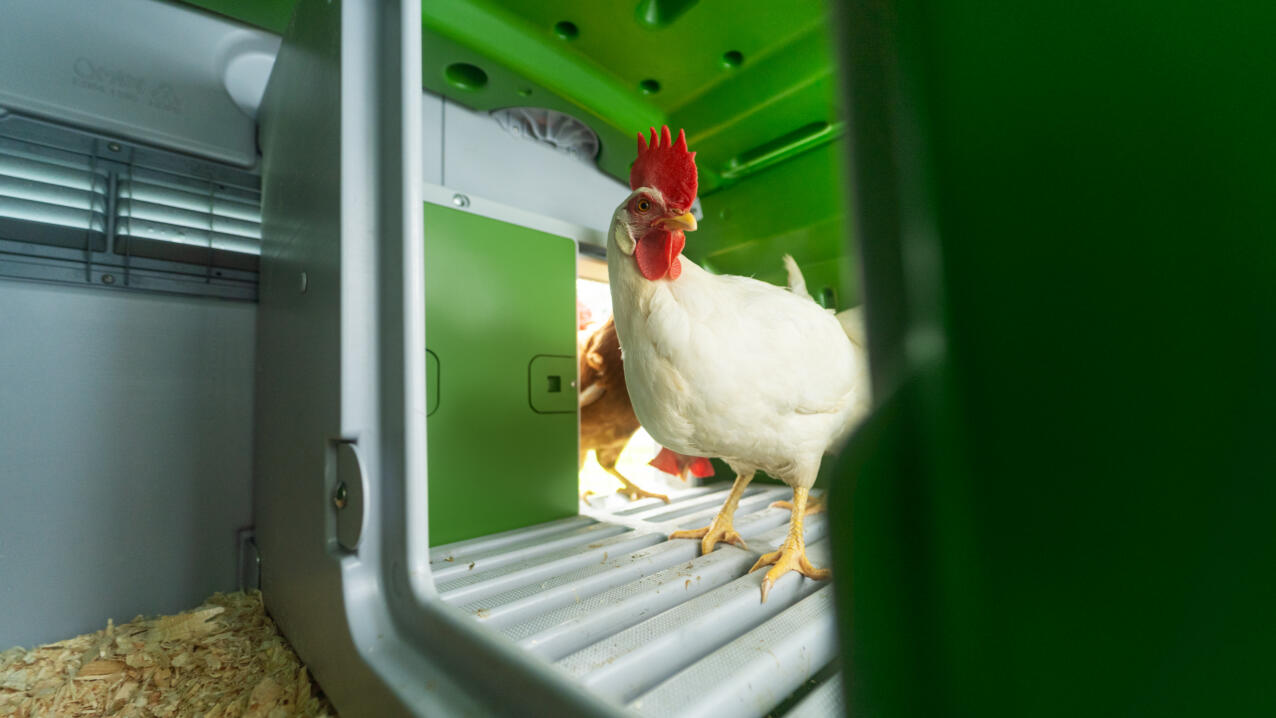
[0,591,336,717]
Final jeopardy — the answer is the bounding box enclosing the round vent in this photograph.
[491,107,600,163]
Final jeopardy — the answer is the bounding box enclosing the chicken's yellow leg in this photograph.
[670,470,753,554]
[604,466,670,504]
[750,487,831,602]
[769,494,826,516]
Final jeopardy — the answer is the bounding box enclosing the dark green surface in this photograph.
[168,0,295,33]
[832,1,1276,716]
[424,204,579,545]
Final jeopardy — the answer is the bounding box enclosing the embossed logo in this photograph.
[71,57,181,114]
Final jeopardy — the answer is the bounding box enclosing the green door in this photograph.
[424,203,579,545]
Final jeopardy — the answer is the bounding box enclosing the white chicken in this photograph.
[607,127,870,600]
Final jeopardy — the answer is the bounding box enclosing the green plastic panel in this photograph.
[419,1,841,197]
[420,1,854,307]
[689,139,856,309]
[183,0,842,192]
[177,0,854,305]
[424,204,579,545]
[833,1,1276,716]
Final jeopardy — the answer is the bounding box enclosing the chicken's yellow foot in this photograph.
[669,514,748,555]
[599,463,670,503]
[669,470,754,554]
[615,476,670,503]
[768,494,827,516]
[750,487,830,602]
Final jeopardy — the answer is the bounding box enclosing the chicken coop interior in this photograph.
[2,0,1273,717]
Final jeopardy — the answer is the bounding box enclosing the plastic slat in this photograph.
[610,482,738,518]
[558,539,832,702]
[782,672,844,718]
[606,483,723,517]
[429,514,596,564]
[431,522,627,582]
[437,483,840,716]
[657,491,793,536]
[628,589,838,718]
[508,547,758,660]
[639,486,783,524]
[437,530,662,605]
[509,516,829,663]
[462,502,812,628]
[462,537,700,628]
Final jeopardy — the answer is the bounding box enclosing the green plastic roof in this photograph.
[177,0,853,302]
[419,0,842,195]
[176,0,841,194]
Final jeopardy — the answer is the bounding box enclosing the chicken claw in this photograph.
[670,519,748,555]
[750,487,830,602]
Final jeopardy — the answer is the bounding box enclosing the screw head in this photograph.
[333,482,348,510]
[100,273,116,285]
[452,193,470,208]
[107,142,122,152]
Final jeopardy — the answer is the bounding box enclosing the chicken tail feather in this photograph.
[783,253,868,349]
[836,307,867,349]
[781,254,813,300]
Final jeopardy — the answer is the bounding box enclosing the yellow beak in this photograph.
[657,211,698,232]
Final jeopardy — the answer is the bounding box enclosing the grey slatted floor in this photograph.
[431,481,845,717]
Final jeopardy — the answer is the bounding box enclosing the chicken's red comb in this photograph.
[630,126,697,211]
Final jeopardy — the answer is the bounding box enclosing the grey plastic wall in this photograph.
[0,0,625,659]
[0,0,277,168]
[0,281,255,649]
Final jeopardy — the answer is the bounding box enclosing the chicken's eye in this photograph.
[637,199,651,212]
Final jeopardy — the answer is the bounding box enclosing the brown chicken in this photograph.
[579,316,710,503]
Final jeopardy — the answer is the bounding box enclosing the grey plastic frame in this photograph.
[254,1,626,715]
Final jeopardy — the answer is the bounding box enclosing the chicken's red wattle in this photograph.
[636,229,685,281]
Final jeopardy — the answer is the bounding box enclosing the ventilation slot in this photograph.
[114,168,261,272]
[491,107,600,162]
[0,142,108,251]
[0,117,260,301]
